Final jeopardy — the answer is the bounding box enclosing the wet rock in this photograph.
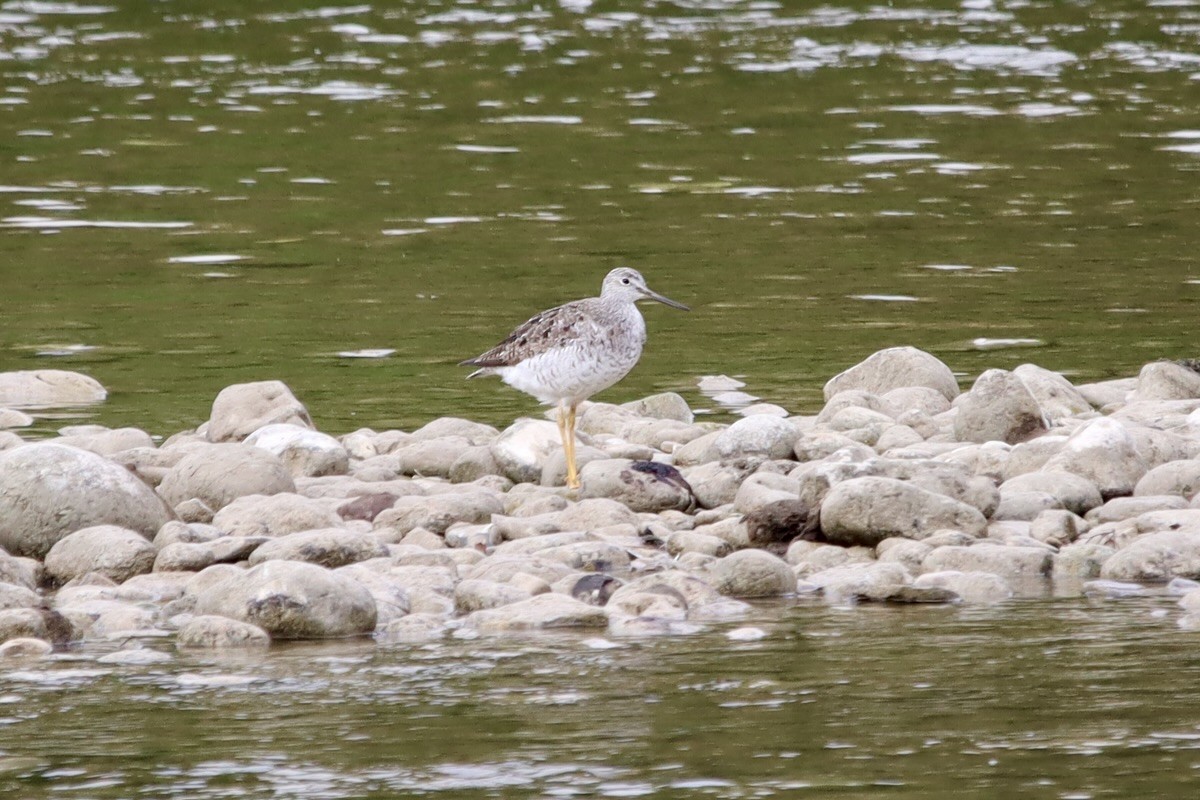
[490,419,563,484]
[212,493,343,537]
[1133,460,1200,500]
[247,528,388,569]
[0,369,106,407]
[245,423,349,477]
[579,459,694,513]
[0,409,34,429]
[807,562,910,604]
[176,615,271,648]
[998,471,1102,516]
[333,564,413,624]
[921,543,1052,582]
[0,637,53,659]
[158,443,295,513]
[954,369,1048,445]
[913,570,1012,604]
[375,613,448,643]
[1052,542,1115,581]
[44,525,156,585]
[1099,531,1200,582]
[824,347,959,402]
[1043,418,1148,499]
[714,415,798,461]
[820,477,987,547]
[606,583,689,620]
[54,598,156,640]
[207,380,313,443]
[381,565,457,615]
[465,593,609,632]
[712,549,796,597]
[192,561,376,639]
[0,443,173,559]
[1133,361,1200,402]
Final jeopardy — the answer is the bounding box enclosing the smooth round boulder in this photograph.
[211,492,342,537]
[207,381,314,443]
[489,419,562,484]
[175,615,271,648]
[712,549,796,597]
[0,370,106,407]
[819,476,988,547]
[579,459,694,513]
[244,423,349,477]
[157,443,295,513]
[192,560,377,639]
[247,528,388,569]
[714,415,798,461]
[44,525,156,585]
[824,347,959,402]
[954,369,1048,445]
[0,443,173,559]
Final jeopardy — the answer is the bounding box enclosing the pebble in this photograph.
[0,353,1196,650]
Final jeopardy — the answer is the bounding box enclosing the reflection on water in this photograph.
[3,598,1200,798]
[0,0,1197,435]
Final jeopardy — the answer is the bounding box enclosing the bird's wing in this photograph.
[460,300,597,368]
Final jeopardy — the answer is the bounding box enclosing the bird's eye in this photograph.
[621,278,631,285]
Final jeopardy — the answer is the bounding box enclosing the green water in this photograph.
[3,1,1200,796]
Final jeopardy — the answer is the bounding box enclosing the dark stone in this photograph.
[862,586,960,605]
[337,493,397,522]
[627,461,696,511]
[743,499,820,549]
[571,574,622,606]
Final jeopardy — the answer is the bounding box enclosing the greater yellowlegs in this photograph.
[461,267,689,489]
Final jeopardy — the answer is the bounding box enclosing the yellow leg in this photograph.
[564,403,580,490]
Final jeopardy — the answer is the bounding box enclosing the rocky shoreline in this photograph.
[2,346,1200,659]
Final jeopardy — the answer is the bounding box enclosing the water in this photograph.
[3,597,1200,798]
[4,1,1200,795]
[1,0,1198,436]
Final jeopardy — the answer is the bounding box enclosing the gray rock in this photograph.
[1099,530,1200,582]
[682,460,758,509]
[0,409,34,429]
[793,431,868,463]
[158,443,295,513]
[211,492,342,537]
[54,598,156,640]
[490,498,637,540]
[882,386,953,417]
[579,459,693,513]
[44,525,156,585]
[0,551,43,591]
[247,528,388,568]
[1133,460,1200,500]
[954,369,1048,445]
[733,472,799,515]
[993,491,1061,521]
[0,582,39,611]
[465,593,609,632]
[913,570,1012,604]
[1043,418,1148,499]
[453,579,531,613]
[714,415,798,461]
[176,615,271,648]
[0,443,173,559]
[0,370,106,407]
[1134,361,1200,401]
[207,381,313,443]
[712,549,796,597]
[672,430,721,467]
[666,530,731,558]
[490,419,563,484]
[621,392,694,423]
[1011,364,1092,421]
[447,446,504,484]
[375,613,448,643]
[464,556,573,587]
[998,471,1102,516]
[0,637,53,659]
[1029,509,1087,547]
[824,347,959,402]
[742,499,818,548]
[876,538,935,574]
[921,543,1052,582]
[244,423,349,477]
[373,491,502,536]
[410,417,499,446]
[55,427,155,456]
[1086,495,1191,524]
[1076,378,1135,409]
[820,476,987,547]
[192,560,376,639]
[807,562,911,604]
[1003,436,1068,480]
[1052,542,1115,581]
[333,564,413,624]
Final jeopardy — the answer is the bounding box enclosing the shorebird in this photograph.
[461,267,689,489]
